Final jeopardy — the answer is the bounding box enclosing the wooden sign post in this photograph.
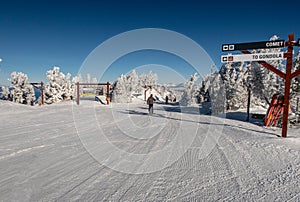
[222,34,300,137]
[76,82,111,105]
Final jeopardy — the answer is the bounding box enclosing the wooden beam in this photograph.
[291,69,300,79]
[281,34,294,138]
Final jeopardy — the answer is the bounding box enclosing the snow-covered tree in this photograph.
[72,76,81,98]
[219,62,241,110]
[137,73,147,93]
[230,65,249,109]
[248,35,285,105]
[86,73,91,84]
[241,60,275,108]
[291,51,300,108]
[44,67,63,104]
[292,51,300,90]
[146,71,157,88]
[113,74,132,103]
[10,72,35,105]
[62,73,74,100]
[214,35,286,110]
[75,74,83,83]
[92,77,98,84]
[112,70,159,103]
[44,66,74,104]
[115,70,142,102]
[209,73,226,114]
[137,71,158,91]
[1,86,10,100]
[128,70,138,92]
[180,73,199,106]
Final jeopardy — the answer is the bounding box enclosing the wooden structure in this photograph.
[242,34,300,137]
[76,82,110,105]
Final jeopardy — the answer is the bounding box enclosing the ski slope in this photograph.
[0,100,300,201]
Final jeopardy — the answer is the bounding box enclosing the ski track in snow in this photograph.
[0,100,300,201]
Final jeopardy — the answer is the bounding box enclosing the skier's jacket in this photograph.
[147,96,156,105]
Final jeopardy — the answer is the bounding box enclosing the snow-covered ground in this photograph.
[1,100,300,201]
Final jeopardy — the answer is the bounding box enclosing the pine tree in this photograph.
[220,62,239,110]
[137,73,147,93]
[62,73,74,100]
[112,70,160,103]
[231,65,249,109]
[44,66,73,104]
[146,71,157,88]
[113,74,132,103]
[137,71,158,90]
[1,86,10,100]
[72,76,80,98]
[86,73,91,84]
[10,72,35,105]
[92,77,98,84]
[128,70,138,93]
[249,35,285,106]
[291,51,300,108]
[292,51,300,89]
[180,73,198,106]
[209,73,226,114]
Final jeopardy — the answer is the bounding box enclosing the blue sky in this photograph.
[1,0,300,85]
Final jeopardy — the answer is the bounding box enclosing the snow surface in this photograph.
[1,100,300,201]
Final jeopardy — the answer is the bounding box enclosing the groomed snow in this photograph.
[0,100,300,201]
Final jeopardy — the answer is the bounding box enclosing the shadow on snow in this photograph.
[118,104,278,137]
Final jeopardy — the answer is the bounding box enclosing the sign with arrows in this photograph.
[221,34,300,138]
[221,52,285,63]
[222,40,285,51]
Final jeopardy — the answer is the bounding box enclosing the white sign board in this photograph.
[221,52,285,63]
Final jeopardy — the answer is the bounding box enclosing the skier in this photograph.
[147,94,156,114]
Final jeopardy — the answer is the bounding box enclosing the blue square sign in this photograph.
[229,45,234,50]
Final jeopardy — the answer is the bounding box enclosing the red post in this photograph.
[144,85,148,101]
[106,82,110,104]
[76,82,80,105]
[41,81,44,105]
[282,34,294,138]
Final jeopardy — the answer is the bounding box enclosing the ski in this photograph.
[270,94,284,127]
[264,93,280,126]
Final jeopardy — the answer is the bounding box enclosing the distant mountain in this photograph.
[163,83,185,91]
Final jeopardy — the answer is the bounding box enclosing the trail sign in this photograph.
[222,40,285,51]
[221,52,285,63]
[221,34,300,138]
